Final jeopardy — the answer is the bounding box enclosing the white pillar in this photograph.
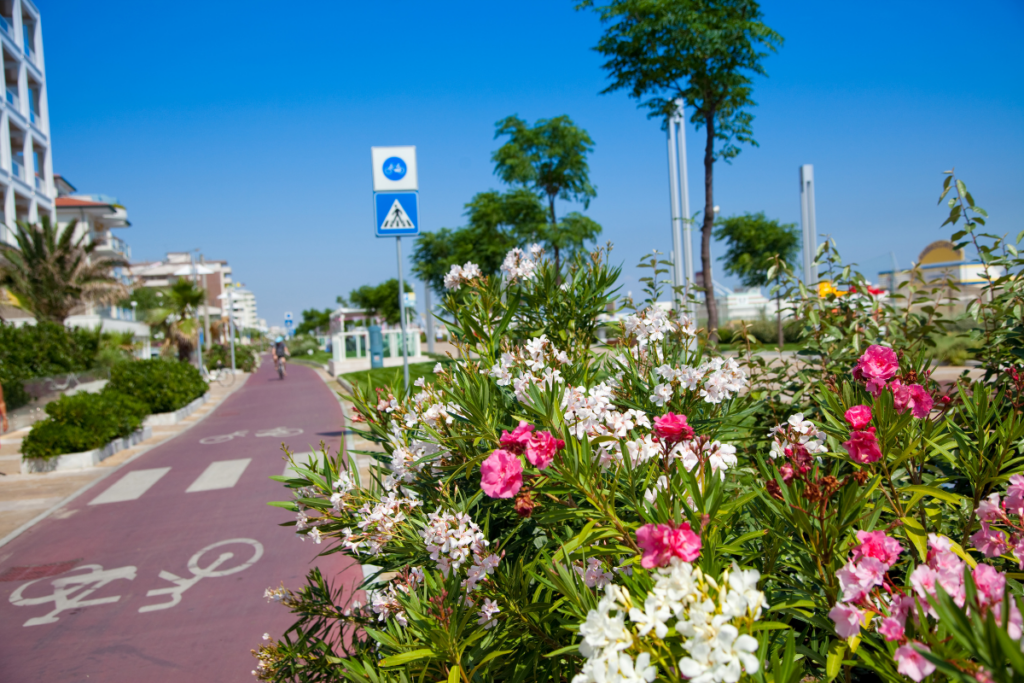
[799,164,817,285]
[667,107,684,306]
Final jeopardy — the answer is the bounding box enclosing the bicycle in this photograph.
[201,362,236,388]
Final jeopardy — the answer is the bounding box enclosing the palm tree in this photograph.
[145,279,204,361]
[0,217,127,323]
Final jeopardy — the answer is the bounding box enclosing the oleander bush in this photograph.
[257,175,1024,683]
[107,358,208,414]
[21,389,148,459]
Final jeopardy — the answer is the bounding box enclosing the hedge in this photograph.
[205,342,258,373]
[107,359,208,414]
[21,390,148,460]
[0,321,101,410]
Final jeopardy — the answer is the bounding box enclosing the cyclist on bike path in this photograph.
[272,336,290,379]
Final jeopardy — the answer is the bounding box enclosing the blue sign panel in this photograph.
[374,192,419,237]
[382,157,407,181]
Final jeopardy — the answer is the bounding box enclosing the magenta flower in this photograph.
[525,431,565,470]
[1006,474,1024,517]
[851,345,899,396]
[635,522,701,568]
[653,412,694,445]
[877,617,904,642]
[842,428,883,464]
[851,530,903,567]
[828,602,864,638]
[836,557,887,602]
[499,421,534,455]
[976,493,1004,522]
[480,449,523,499]
[844,405,873,430]
[894,642,936,682]
[971,522,1008,558]
[892,382,934,419]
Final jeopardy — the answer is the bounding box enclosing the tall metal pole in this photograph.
[227,286,237,372]
[667,107,684,309]
[191,252,204,373]
[799,165,817,286]
[424,283,435,354]
[396,237,409,391]
[675,100,695,315]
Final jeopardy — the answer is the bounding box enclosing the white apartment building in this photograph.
[0,0,53,246]
[227,288,262,332]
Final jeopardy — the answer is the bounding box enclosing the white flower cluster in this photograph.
[625,306,694,348]
[477,598,501,629]
[489,334,571,404]
[418,509,500,591]
[387,439,444,488]
[340,492,422,556]
[370,567,424,626]
[768,413,828,459]
[574,561,766,683]
[501,246,539,282]
[443,261,482,291]
[648,358,747,407]
[561,382,651,442]
[672,439,739,481]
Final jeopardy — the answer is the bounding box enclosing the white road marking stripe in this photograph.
[186,459,251,492]
[89,468,171,505]
[283,452,324,477]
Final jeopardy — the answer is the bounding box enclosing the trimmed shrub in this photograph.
[0,321,101,410]
[21,389,148,459]
[107,359,208,414]
[205,342,258,373]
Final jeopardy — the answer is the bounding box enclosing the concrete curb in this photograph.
[143,392,209,427]
[0,373,251,550]
[20,426,154,474]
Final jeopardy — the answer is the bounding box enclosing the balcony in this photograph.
[33,174,43,192]
[90,232,131,260]
[5,87,17,109]
[97,306,136,322]
[11,159,22,179]
[0,16,8,34]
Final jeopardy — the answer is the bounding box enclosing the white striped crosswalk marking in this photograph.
[186,459,251,493]
[283,453,324,477]
[89,468,171,505]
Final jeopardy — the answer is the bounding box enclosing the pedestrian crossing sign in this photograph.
[374,192,419,237]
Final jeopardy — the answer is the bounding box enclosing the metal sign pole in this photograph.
[676,100,695,317]
[667,110,684,310]
[396,237,409,391]
[227,288,236,372]
[800,164,817,285]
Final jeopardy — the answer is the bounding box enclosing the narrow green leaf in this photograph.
[379,648,436,667]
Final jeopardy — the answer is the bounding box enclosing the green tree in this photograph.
[714,211,799,349]
[146,279,205,361]
[412,188,547,296]
[492,115,598,272]
[296,308,333,336]
[0,217,127,323]
[119,286,166,314]
[582,0,783,336]
[348,279,413,326]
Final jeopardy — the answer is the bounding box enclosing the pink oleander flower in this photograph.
[977,493,1004,522]
[653,412,694,445]
[852,530,904,567]
[843,428,883,464]
[895,642,936,682]
[844,405,873,430]
[1006,475,1024,517]
[1013,535,1024,569]
[892,382,934,419]
[973,564,1007,609]
[480,449,523,499]
[877,617,904,642]
[635,522,701,568]
[525,431,564,470]
[499,421,534,455]
[837,557,888,602]
[852,345,899,396]
[828,602,864,638]
[972,522,1008,559]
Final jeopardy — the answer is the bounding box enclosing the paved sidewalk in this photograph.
[0,373,250,544]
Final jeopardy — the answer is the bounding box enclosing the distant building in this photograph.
[879,240,1005,307]
[55,178,132,285]
[131,252,233,320]
[0,0,55,246]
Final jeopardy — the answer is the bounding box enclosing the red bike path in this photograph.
[0,360,362,682]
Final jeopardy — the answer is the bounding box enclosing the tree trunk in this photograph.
[549,196,560,275]
[701,114,719,340]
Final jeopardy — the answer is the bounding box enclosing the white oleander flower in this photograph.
[650,383,673,407]
[477,598,501,628]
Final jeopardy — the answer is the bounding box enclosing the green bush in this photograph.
[719,318,803,345]
[107,359,208,414]
[0,321,101,410]
[205,342,258,373]
[21,389,148,459]
[285,334,321,356]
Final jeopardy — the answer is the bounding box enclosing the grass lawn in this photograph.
[341,361,440,396]
[291,349,333,365]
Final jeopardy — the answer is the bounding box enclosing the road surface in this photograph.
[0,359,360,682]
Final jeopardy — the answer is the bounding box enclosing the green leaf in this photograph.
[826,640,846,681]
[448,665,461,683]
[901,484,965,507]
[901,516,928,559]
[267,500,299,511]
[379,649,436,667]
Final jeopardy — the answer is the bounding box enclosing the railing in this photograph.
[34,174,43,191]
[6,88,18,109]
[332,328,422,363]
[90,232,131,259]
[0,16,9,33]
[98,306,136,322]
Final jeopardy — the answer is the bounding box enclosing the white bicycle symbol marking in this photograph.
[139,538,264,612]
[255,427,303,438]
[200,430,248,445]
[199,427,302,444]
[8,538,264,626]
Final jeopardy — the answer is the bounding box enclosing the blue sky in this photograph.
[42,0,1024,326]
